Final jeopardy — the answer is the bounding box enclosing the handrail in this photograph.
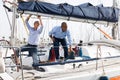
[33,55,120,66]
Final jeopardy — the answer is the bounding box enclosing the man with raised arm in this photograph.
[15,14,44,71]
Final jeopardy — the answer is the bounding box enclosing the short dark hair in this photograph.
[62,22,67,27]
[61,22,66,25]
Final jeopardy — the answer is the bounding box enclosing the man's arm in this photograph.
[49,28,56,42]
[37,15,43,34]
[67,31,72,51]
[37,15,43,26]
[26,14,32,22]
[25,14,32,30]
[49,35,55,42]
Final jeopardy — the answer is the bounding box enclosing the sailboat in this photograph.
[0,0,120,80]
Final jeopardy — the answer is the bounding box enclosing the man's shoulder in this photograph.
[53,26,61,30]
[54,26,61,28]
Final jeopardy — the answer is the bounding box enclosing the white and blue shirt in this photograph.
[49,26,72,45]
[26,21,43,45]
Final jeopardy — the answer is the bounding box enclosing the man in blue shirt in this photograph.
[49,22,72,61]
[15,14,44,71]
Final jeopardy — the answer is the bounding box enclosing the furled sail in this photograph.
[17,1,119,23]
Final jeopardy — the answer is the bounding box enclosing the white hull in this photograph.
[9,57,120,80]
[1,40,120,80]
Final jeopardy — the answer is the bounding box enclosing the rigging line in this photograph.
[2,0,12,31]
[97,45,106,75]
[20,14,29,35]
[92,27,96,40]
[40,17,48,44]
[46,17,50,43]
[104,25,112,37]
[87,25,94,41]
[89,25,96,41]
[47,17,50,43]
[93,24,113,39]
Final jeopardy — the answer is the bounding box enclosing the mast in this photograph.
[10,0,17,46]
[112,0,119,39]
[116,0,120,40]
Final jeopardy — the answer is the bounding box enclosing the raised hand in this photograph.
[37,15,41,18]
